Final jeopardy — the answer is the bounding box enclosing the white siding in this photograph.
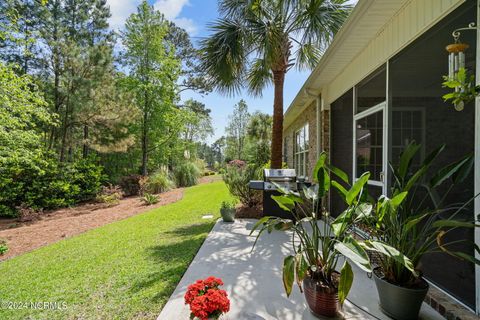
[325,0,464,104]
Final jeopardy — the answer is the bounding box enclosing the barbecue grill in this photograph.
[249,169,304,219]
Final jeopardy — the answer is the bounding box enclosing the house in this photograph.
[283,0,479,318]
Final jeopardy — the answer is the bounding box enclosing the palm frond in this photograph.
[199,18,249,96]
[293,41,322,70]
[246,58,272,97]
[201,0,352,96]
[288,0,352,47]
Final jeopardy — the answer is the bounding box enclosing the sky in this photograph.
[105,0,346,143]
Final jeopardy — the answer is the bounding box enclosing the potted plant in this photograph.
[250,153,405,317]
[184,276,230,320]
[220,201,236,222]
[358,142,479,320]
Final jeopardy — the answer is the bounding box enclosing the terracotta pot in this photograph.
[303,277,339,318]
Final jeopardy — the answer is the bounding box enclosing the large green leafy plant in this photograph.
[250,153,414,304]
[361,142,479,287]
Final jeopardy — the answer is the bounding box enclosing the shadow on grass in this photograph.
[129,222,216,302]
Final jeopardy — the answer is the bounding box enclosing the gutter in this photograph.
[284,0,375,126]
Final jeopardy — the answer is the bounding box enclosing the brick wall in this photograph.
[283,100,317,180]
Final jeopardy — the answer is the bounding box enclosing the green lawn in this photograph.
[0,181,232,320]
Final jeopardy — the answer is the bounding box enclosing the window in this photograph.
[294,123,309,177]
[391,108,425,167]
[355,108,384,182]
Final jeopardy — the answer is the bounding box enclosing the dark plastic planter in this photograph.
[303,277,340,318]
[220,208,235,222]
[373,270,429,320]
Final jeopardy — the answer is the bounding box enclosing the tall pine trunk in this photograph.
[271,70,285,169]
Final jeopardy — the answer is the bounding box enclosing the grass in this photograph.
[0,181,232,320]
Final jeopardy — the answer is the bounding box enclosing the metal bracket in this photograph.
[452,22,479,42]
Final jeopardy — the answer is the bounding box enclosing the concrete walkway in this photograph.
[158,219,443,320]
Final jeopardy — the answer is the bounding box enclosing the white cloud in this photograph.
[107,0,141,31]
[153,0,190,20]
[173,17,198,35]
[154,0,197,35]
[107,0,197,35]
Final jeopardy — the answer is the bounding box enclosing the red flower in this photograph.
[184,277,230,320]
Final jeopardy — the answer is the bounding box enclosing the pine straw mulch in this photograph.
[0,188,184,261]
[235,204,263,219]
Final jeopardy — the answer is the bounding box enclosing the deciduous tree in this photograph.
[122,1,180,175]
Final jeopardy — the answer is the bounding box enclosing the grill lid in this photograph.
[263,169,296,181]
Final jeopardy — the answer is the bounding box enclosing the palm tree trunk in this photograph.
[271,70,285,169]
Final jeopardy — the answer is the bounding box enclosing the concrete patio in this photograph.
[158,219,443,320]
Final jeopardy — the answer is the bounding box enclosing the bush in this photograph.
[141,193,159,205]
[96,185,123,206]
[222,163,262,207]
[145,168,175,194]
[66,158,104,202]
[0,154,104,217]
[119,174,143,196]
[0,239,7,255]
[174,162,201,187]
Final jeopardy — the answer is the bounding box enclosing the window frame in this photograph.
[294,123,309,178]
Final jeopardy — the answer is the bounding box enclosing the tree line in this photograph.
[0,0,213,216]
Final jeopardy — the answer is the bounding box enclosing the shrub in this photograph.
[0,239,7,255]
[119,174,143,196]
[145,168,175,194]
[222,164,262,207]
[174,162,201,187]
[141,193,159,205]
[66,158,104,202]
[96,185,123,206]
[0,154,104,217]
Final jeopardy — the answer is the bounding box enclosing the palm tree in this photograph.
[200,0,352,168]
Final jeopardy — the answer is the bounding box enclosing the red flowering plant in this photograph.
[184,276,230,320]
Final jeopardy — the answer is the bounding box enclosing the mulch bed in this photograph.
[0,188,184,261]
[235,204,263,219]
